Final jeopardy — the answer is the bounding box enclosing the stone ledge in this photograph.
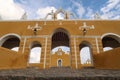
[0,67,119,80]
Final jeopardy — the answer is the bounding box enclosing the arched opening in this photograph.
[51,28,70,67]
[102,34,120,51]
[79,41,93,66]
[51,28,70,54]
[57,59,62,67]
[57,13,64,20]
[0,34,20,52]
[29,41,41,63]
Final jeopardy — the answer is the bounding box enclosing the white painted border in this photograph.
[0,19,120,22]
[95,37,100,53]
[0,33,21,46]
[22,37,27,53]
[71,35,101,38]
[21,35,101,39]
[101,33,120,39]
[101,33,120,43]
[44,37,48,69]
[74,37,78,69]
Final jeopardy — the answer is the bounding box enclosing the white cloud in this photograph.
[18,0,27,4]
[80,47,91,64]
[101,0,120,19]
[37,6,64,19]
[85,7,94,19]
[29,47,41,63]
[112,15,120,19]
[0,0,25,20]
[52,46,70,54]
[71,1,85,18]
[101,0,119,13]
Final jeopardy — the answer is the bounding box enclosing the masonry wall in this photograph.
[0,47,26,69]
[94,47,120,69]
[0,20,119,69]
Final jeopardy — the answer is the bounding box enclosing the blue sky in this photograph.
[0,0,120,20]
[0,0,116,63]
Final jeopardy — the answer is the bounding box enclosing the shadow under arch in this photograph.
[79,41,94,66]
[0,33,21,51]
[51,28,70,50]
[28,41,42,64]
[51,28,71,67]
[101,33,120,51]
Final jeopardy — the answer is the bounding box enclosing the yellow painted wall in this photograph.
[51,49,70,67]
[94,47,120,69]
[0,47,26,69]
[0,20,119,69]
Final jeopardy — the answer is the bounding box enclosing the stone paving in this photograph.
[0,67,120,80]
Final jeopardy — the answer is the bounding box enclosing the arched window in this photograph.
[102,34,120,51]
[79,41,93,65]
[57,59,62,67]
[51,28,70,67]
[51,28,70,54]
[29,41,41,63]
[0,34,20,52]
[57,13,64,20]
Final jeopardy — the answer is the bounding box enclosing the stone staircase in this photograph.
[0,67,120,80]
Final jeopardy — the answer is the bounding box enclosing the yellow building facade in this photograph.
[0,9,120,69]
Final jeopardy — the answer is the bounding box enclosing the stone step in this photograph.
[0,67,120,80]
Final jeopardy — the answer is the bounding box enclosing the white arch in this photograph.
[0,33,21,46]
[101,33,120,43]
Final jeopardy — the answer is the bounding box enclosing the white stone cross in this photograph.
[79,22,95,35]
[27,23,42,35]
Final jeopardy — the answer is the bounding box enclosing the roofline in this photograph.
[0,19,120,22]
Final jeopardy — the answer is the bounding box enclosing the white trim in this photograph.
[22,37,27,53]
[71,35,101,38]
[21,35,101,39]
[0,33,21,46]
[101,33,120,43]
[21,35,51,38]
[74,37,78,69]
[101,33,120,39]
[44,37,48,69]
[0,19,120,22]
[95,37,100,53]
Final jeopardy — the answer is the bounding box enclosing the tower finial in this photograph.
[20,12,27,20]
[94,12,101,20]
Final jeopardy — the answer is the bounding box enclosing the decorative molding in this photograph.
[44,37,48,69]
[21,35,102,40]
[95,37,100,53]
[22,37,27,53]
[79,22,95,35]
[71,35,101,38]
[27,23,42,35]
[101,33,120,39]
[0,33,21,46]
[74,37,78,69]
[21,35,51,38]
